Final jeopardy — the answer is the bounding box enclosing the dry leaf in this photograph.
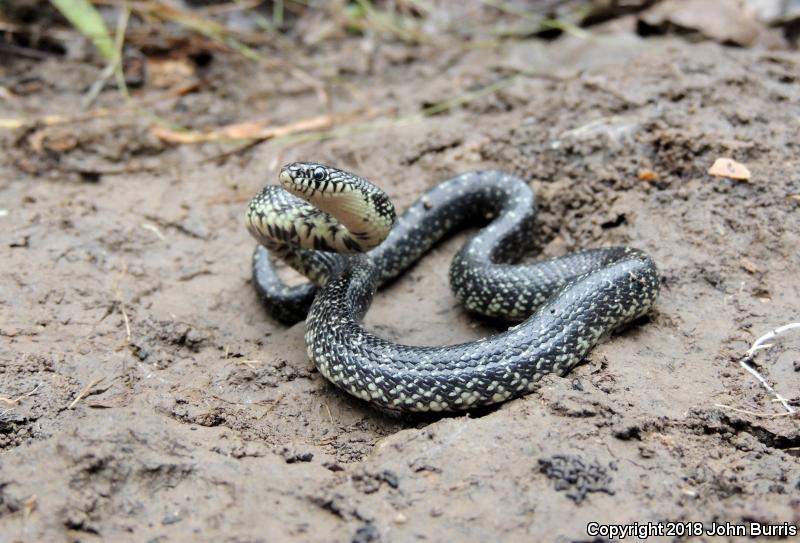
[638,169,659,182]
[708,158,751,181]
[151,112,365,144]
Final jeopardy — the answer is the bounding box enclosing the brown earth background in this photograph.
[1,1,799,542]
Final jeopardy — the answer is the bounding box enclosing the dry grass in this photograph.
[0,1,589,154]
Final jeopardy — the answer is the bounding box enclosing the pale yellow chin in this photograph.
[278,169,293,188]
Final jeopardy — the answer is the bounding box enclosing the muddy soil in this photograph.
[1,23,800,543]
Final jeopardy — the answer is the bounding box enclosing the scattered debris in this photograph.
[739,257,759,274]
[737,322,800,414]
[150,111,366,144]
[714,403,795,419]
[708,157,752,181]
[538,454,615,504]
[0,383,42,414]
[67,377,106,409]
[352,469,400,494]
[279,447,314,464]
[140,223,166,241]
[23,495,37,520]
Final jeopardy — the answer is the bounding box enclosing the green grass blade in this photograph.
[50,0,115,60]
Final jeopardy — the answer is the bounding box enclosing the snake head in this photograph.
[276,162,396,251]
[279,162,348,196]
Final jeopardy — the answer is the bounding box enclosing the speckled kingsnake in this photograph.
[246,162,660,413]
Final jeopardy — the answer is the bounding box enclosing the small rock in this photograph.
[640,0,760,47]
[381,470,399,489]
[280,447,314,464]
[352,523,379,543]
[162,512,181,525]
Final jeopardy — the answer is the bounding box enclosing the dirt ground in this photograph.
[1,6,800,543]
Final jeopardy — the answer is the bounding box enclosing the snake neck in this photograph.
[300,188,395,251]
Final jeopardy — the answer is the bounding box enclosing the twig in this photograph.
[738,360,793,413]
[0,383,43,408]
[746,322,800,357]
[152,111,367,144]
[82,7,130,110]
[81,59,117,111]
[323,402,334,424]
[141,223,166,240]
[17,383,42,401]
[714,403,796,419]
[257,392,284,418]
[120,304,132,343]
[1,81,198,130]
[739,322,800,414]
[270,75,523,147]
[23,495,37,520]
[0,42,60,60]
[68,377,106,409]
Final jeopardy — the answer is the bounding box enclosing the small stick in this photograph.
[746,322,800,357]
[17,383,42,400]
[120,304,132,343]
[23,495,37,520]
[322,402,334,424]
[0,383,43,407]
[714,403,796,419]
[257,392,284,418]
[141,223,166,240]
[68,377,105,409]
[740,322,800,414]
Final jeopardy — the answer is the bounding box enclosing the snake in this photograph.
[245,162,660,413]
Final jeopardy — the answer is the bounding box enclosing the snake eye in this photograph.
[313,167,326,182]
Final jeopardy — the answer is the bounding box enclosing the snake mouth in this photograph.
[279,163,326,196]
[278,168,294,189]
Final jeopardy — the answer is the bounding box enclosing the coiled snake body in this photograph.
[246,163,659,413]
